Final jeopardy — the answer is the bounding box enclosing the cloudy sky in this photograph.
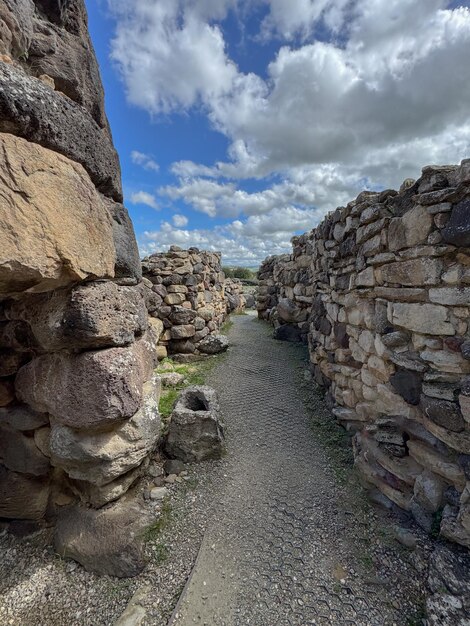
[87,0,470,266]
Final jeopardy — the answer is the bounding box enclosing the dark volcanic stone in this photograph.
[441,199,470,247]
[334,323,349,349]
[105,199,142,283]
[458,454,470,479]
[461,340,470,361]
[274,324,302,343]
[390,370,422,405]
[318,317,332,336]
[420,395,465,432]
[0,63,122,201]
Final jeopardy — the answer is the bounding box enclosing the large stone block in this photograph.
[390,370,422,405]
[170,325,196,340]
[441,199,470,247]
[8,281,147,351]
[407,440,466,490]
[54,497,153,577]
[277,298,308,323]
[376,258,442,286]
[15,336,157,430]
[388,303,455,335]
[429,287,470,306]
[388,205,433,251]
[0,133,115,295]
[0,465,50,520]
[0,424,50,476]
[420,395,465,433]
[50,377,161,486]
[0,63,122,200]
[0,404,48,431]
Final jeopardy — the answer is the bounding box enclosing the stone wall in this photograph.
[0,0,160,539]
[258,161,470,549]
[142,246,237,357]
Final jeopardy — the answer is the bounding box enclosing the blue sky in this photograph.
[85,0,470,266]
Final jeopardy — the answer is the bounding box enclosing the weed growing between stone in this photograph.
[143,499,173,542]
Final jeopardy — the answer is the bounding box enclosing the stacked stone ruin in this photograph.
[0,0,161,566]
[258,162,470,549]
[142,247,244,357]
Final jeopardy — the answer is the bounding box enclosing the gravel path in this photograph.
[0,314,430,626]
[171,314,428,626]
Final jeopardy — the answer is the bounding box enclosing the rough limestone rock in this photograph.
[54,498,154,577]
[7,281,147,351]
[49,377,161,487]
[0,63,122,200]
[0,132,116,294]
[15,336,156,430]
[198,334,229,355]
[166,386,225,462]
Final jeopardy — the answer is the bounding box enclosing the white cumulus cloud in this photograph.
[108,0,470,264]
[130,190,159,210]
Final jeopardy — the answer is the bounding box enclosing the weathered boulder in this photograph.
[277,298,308,323]
[0,465,50,520]
[16,336,157,430]
[0,63,122,200]
[0,132,115,295]
[68,465,144,509]
[198,334,229,355]
[166,386,224,462]
[169,306,197,325]
[390,370,422,405]
[421,395,465,433]
[7,281,147,351]
[170,325,196,340]
[441,200,470,247]
[49,377,161,486]
[0,404,48,431]
[54,498,153,577]
[0,424,50,476]
[274,324,302,343]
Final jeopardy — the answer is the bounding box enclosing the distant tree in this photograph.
[222,266,254,279]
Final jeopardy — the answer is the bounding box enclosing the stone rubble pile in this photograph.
[258,162,470,551]
[0,0,161,574]
[142,247,241,357]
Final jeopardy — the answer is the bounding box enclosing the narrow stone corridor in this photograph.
[170,315,424,626]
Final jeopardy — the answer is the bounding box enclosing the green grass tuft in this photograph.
[143,499,173,542]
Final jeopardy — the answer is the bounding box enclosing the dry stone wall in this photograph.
[258,161,470,549]
[142,246,244,357]
[0,0,160,554]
